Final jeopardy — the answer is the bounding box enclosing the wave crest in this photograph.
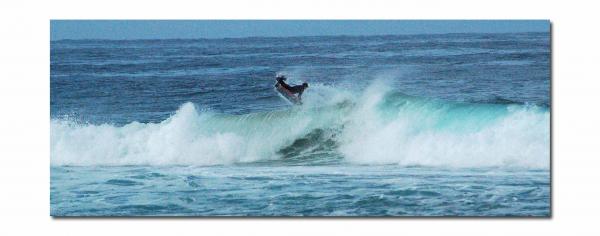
[51,82,550,168]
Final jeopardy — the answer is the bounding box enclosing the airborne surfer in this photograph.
[275,75,309,100]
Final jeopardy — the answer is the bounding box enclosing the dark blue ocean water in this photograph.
[50,32,550,216]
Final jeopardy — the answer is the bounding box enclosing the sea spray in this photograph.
[51,82,549,168]
[338,86,549,168]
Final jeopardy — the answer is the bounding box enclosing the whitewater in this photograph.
[51,81,549,169]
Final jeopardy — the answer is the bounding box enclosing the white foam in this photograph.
[53,103,274,166]
[51,82,550,169]
[338,82,550,169]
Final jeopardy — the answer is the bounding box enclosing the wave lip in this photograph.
[51,83,550,169]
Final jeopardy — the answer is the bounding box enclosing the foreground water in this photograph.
[50,32,550,216]
[51,165,549,216]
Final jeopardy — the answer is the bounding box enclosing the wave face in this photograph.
[51,82,549,168]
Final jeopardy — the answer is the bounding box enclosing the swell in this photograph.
[51,83,549,169]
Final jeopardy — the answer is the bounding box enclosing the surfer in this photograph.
[275,75,309,99]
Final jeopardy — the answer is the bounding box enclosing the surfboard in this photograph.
[275,81,302,105]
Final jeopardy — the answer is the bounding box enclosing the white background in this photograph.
[1,0,599,235]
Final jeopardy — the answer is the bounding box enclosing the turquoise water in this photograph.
[51,165,549,216]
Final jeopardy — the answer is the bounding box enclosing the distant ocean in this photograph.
[51,32,550,216]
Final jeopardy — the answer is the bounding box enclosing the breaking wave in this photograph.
[51,82,550,168]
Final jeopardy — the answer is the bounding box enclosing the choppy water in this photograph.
[51,165,549,216]
[51,32,550,216]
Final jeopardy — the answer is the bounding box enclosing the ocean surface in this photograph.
[50,32,550,216]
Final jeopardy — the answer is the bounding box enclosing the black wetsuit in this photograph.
[277,79,306,98]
